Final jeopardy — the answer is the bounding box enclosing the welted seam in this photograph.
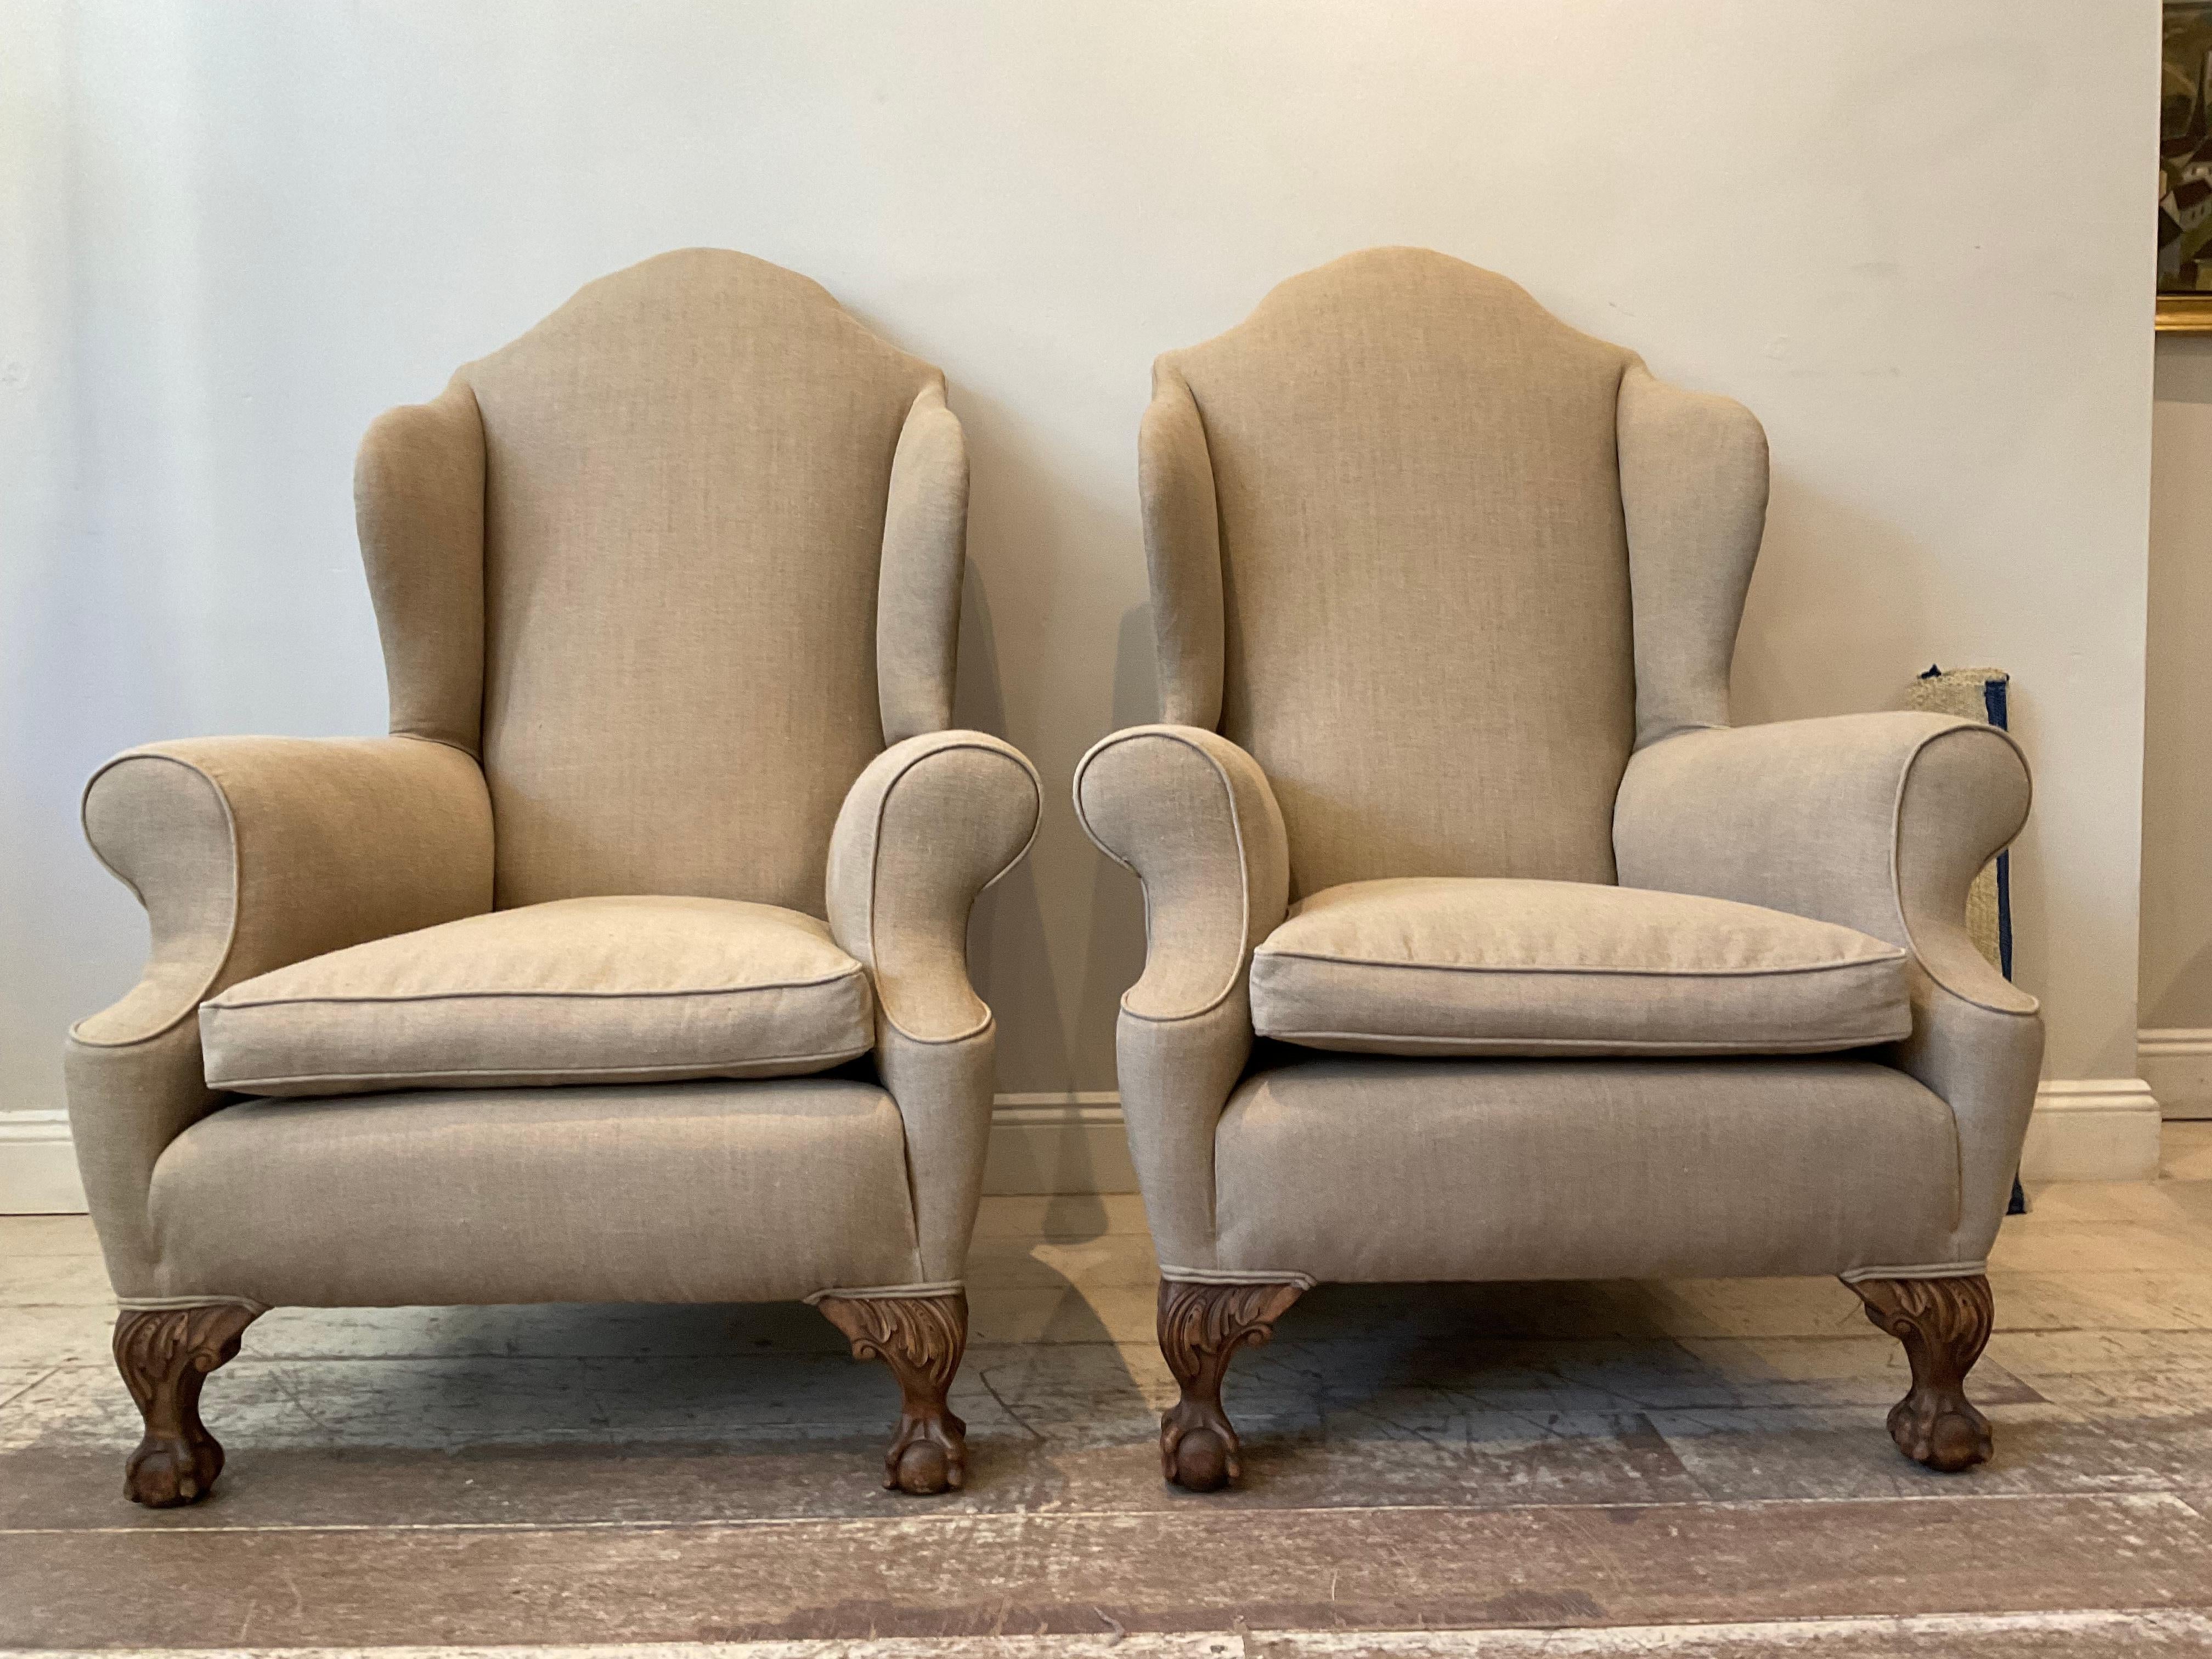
[206,966,868,1011]
[864,737,1040,1046]
[208,1045,872,1091]
[1250,951,1905,979]
[1074,727,1255,1024]
[71,752,243,1049]
[1890,723,2038,1017]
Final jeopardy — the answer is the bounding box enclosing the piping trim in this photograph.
[206,1044,871,1092]
[1838,1261,1988,1284]
[1159,1265,1317,1290]
[803,1280,964,1305]
[857,737,1040,1046]
[1074,727,1258,1024]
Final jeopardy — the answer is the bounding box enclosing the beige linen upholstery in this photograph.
[1614,712,2040,1268]
[1251,877,1910,1057]
[1215,1055,1961,1283]
[357,376,487,752]
[1093,247,2040,1290]
[1617,363,1769,748]
[878,383,969,745]
[1074,724,1288,1269]
[201,897,873,1097]
[66,736,492,1296]
[1160,247,1637,899]
[67,250,1032,1323]
[828,730,1042,1280]
[146,1080,922,1307]
[465,249,942,915]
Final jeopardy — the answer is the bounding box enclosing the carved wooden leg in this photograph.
[1156,1278,1304,1492]
[1849,1274,1995,1472]
[815,1291,967,1495]
[112,1304,261,1507]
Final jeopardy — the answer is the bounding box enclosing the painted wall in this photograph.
[1,2,2157,1143]
[2143,337,2212,1090]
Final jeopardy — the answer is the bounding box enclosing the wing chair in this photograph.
[1076,247,2039,1492]
[67,249,1040,1504]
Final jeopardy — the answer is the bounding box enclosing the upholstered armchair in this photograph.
[1077,248,2039,1492]
[68,250,1040,1504]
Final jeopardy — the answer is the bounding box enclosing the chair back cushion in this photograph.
[1167,249,1638,896]
[462,250,938,913]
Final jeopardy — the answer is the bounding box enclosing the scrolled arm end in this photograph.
[1073,724,1289,1025]
[75,733,494,1049]
[827,730,1041,1044]
[1613,711,2033,1012]
[67,732,492,1299]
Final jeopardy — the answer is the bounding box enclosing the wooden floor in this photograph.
[5,1126,2212,1655]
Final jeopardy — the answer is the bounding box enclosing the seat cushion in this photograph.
[1212,1053,1960,1282]
[200,895,873,1097]
[1249,877,1910,1057]
[147,1079,923,1306]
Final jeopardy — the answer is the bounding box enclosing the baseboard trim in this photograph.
[0,1110,87,1214]
[2140,1028,2212,1120]
[984,1093,1136,1195]
[2019,1079,2164,1182]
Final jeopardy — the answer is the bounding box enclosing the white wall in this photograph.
[1,2,2156,1138]
[2142,336,2212,1111]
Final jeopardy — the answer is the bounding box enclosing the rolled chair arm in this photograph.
[1074,724,1289,1270]
[1613,712,2040,1266]
[66,734,493,1297]
[828,730,1041,1283]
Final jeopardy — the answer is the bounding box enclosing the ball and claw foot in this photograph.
[884,1408,966,1497]
[1849,1273,1995,1474]
[1161,1395,1242,1492]
[113,1304,261,1508]
[815,1291,969,1496]
[1156,1278,1305,1493]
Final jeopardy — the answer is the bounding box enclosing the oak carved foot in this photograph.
[113,1304,261,1507]
[815,1291,967,1495]
[1156,1278,1304,1492]
[1849,1274,1995,1472]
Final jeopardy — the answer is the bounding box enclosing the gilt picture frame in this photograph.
[2162,3,2212,329]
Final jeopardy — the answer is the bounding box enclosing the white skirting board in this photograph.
[0,1110,86,1214]
[2018,1079,2163,1182]
[0,1082,2166,1213]
[982,1093,1138,1195]
[2139,1029,2212,1119]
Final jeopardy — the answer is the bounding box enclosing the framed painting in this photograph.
[2163,3,2212,329]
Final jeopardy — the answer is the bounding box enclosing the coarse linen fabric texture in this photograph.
[1615,711,2041,1267]
[356,377,487,753]
[876,383,969,745]
[1249,877,1910,1057]
[1616,363,1769,749]
[1074,725,1290,1269]
[462,248,943,915]
[66,248,1032,1316]
[1212,1056,1962,1284]
[1098,249,2040,1285]
[145,1080,923,1307]
[199,896,873,1097]
[66,736,493,1297]
[1160,247,1640,899]
[827,729,1042,1280]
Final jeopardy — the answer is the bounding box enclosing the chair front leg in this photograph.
[113,1304,262,1507]
[815,1290,968,1495]
[1156,1278,1304,1492]
[1848,1274,1995,1472]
